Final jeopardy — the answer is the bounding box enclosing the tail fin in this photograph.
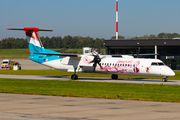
[7,28,52,53]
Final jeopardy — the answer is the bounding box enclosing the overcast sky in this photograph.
[1,0,180,40]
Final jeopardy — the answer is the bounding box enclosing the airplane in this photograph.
[7,27,175,82]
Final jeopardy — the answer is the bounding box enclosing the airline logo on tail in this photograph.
[7,28,53,53]
[24,28,41,47]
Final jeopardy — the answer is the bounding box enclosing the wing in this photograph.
[31,52,82,57]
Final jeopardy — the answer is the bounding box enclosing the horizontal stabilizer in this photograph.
[7,28,53,32]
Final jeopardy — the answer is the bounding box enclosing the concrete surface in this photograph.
[0,93,180,120]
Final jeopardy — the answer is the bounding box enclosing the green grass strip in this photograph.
[0,78,180,102]
[0,69,179,80]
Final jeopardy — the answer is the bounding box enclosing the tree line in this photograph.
[0,35,105,49]
[111,32,180,40]
[0,32,180,49]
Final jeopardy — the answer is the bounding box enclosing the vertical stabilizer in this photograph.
[7,28,53,53]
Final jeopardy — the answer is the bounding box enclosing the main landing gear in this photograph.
[71,68,79,80]
[71,74,78,80]
[162,77,168,82]
[111,74,118,79]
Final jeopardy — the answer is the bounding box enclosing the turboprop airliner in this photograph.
[7,28,175,82]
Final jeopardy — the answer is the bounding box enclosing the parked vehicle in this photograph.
[1,59,11,69]
[1,59,21,70]
[10,61,21,70]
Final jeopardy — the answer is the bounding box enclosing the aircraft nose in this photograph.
[168,70,175,76]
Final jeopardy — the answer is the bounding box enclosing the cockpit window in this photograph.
[151,62,165,66]
[158,62,165,66]
[151,62,158,66]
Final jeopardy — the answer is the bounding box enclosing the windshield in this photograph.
[151,62,165,66]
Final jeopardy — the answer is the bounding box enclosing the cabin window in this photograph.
[107,63,109,66]
[110,63,111,66]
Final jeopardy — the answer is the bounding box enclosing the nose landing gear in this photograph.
[162,77,168,82]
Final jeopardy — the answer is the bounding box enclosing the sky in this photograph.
[1,0,180,40]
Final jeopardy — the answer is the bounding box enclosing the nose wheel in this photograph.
[162,77,167,82]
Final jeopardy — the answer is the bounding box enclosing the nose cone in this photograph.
[168,69,175,76]
[161,66,175,77]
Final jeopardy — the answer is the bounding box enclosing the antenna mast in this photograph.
[116,0,118,40]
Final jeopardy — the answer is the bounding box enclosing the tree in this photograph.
[158,32,167,39]
[140,35,148,39]
[94,38,105,50]
[148,34,157,39]
[63,35,72,49]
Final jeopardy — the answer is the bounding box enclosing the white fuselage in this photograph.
[42,55,175,77]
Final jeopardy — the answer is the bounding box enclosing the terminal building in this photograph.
[105,39,180,70]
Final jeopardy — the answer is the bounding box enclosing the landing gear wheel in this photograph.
[111,74,118,79]
[71,74,78,80]
[162,78,167,82]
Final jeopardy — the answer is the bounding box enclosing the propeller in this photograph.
[130,47,140,58]
[89,55,103,72]
[89,48,105,72]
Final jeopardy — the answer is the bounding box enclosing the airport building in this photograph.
[105,39,180,70]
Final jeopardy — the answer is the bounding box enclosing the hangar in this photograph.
[105,39,180,70]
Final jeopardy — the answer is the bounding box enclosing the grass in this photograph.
[0,49,29,59]
[0,78,180,102]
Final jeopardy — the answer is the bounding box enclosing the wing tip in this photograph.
[7,28,12,30]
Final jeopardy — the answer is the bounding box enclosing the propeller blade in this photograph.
[130,50,134,57]
[137,47,140,58]
[98,62,103,69]
[89,60,94,64]
[93,63,97,72]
